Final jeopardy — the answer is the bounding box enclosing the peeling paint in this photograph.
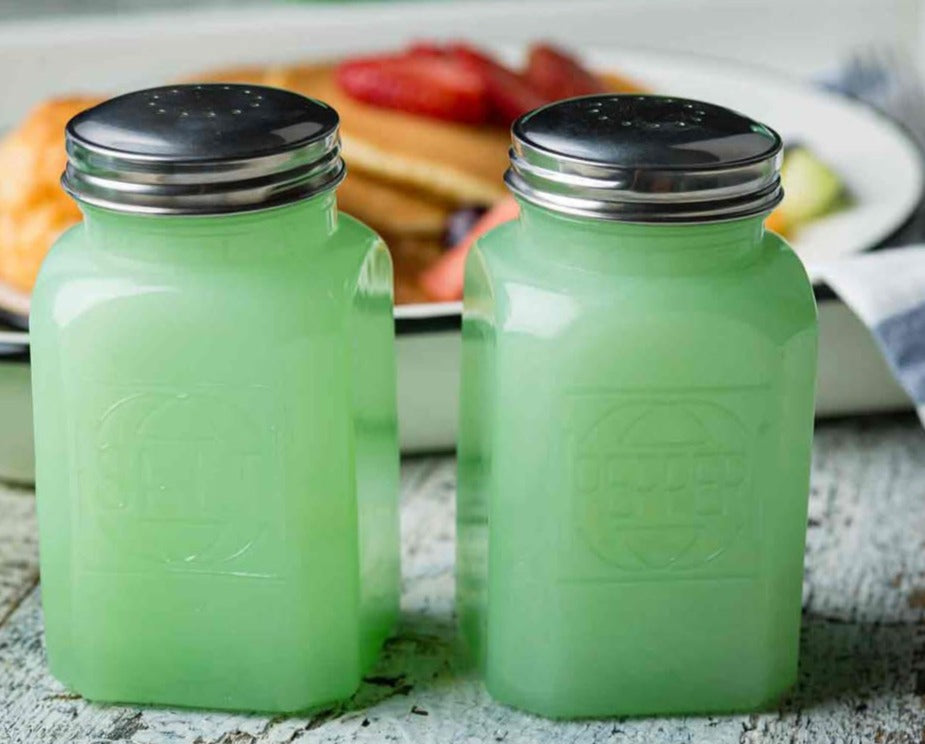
[0,415,924,743]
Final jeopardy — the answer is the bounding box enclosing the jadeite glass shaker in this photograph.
[30,85,399,712]
[457,95,817,717]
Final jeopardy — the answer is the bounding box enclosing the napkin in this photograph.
[808,51,925,423]
[813,249,925,423]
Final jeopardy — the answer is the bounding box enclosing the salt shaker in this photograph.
[457,95,817,717]
[30,84,399,712]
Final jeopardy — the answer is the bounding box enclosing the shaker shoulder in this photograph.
[471,221,520,274]
[33,223,85,286]
[462,221,523,313]
[767,230,816,299]
[336,213,392,300]
[337,213,385,255]
[755,228,818,339]
[30,223,88,322]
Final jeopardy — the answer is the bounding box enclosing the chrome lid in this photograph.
[506,94,783,223]
[62,84,345,215]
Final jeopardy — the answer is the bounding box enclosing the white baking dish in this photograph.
[1,292,913,482]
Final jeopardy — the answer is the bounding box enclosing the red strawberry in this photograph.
[419,197,520,302]
[336,53,489,124]
[406,41,450,59]
[525,43,607,101]
[447,43,549,125]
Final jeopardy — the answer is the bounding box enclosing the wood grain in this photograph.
[1,415,924,743]
[0,482,38,625]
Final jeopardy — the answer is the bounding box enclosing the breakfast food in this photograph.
[420,197,519,302]
[0,96,102,292]
[0,42,846,305]
[336,170,450,238]
[765,145,848,237]
[275,61,510,204]
[336,51,491,124]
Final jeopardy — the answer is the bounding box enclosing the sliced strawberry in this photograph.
[525,43,607,101]
[419,197,520,302]
[447,43,549,125]
[336,53,488,124]
[406,41,450,59]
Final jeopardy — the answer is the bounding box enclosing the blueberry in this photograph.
[444,206,488,248]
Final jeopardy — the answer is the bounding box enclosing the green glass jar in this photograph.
[457,95,817,717]
[30,85,399,712]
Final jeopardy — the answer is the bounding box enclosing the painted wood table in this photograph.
[1,413,925,744]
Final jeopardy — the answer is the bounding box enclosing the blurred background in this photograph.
[2,0,925,480]
[0,0,920,78]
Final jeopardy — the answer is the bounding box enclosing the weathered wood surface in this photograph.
[1,415,925,743]
[0,481,38,626]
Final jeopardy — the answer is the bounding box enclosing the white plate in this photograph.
[393,47,920,448]
[1,42,920,322]
[0,31,919,473]
[583,47,923,276]
[393,46,923,321]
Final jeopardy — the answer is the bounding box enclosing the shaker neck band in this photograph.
[505,94,784,224]
[515,199,767,276]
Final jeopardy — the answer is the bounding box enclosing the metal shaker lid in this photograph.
[62,84,345,215]
[506,94,783,223]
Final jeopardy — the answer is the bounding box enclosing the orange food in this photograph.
[599,71,648,95]
[0,43,648,302]
[336,170,450,237]
[0,96,101,291]
[764,206,790,237]
[275,63,510,205]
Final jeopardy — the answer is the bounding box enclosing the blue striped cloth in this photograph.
[813,54,925,422]
[815,249,925,422]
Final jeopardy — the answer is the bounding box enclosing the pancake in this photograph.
[600,71,648,95]
[204,63,645,209]
[0,87,454,300]
[337,169,450,237]
[270,64,510,205]
[0,58,645,296]
[385,234,446,305]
